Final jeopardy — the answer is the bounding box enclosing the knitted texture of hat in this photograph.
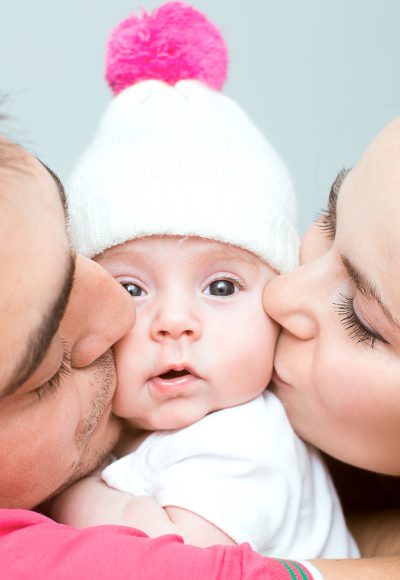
[67,2,299,273]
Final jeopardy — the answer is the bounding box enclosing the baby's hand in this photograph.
[49,463,134,528]
[50,467,235,548]
[49,463,173,532]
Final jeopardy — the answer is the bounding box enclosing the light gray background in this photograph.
[1,1,399,231]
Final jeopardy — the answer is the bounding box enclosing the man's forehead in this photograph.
[0,137,72,362]
[0,141,67,219]
[0,133,75,396]
[0,139,34,175]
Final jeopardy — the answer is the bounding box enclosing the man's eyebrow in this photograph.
[39,160,67,214]
[0,252,76,399]
[340,254,400,327]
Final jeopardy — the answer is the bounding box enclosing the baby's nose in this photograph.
[150,300,202,342]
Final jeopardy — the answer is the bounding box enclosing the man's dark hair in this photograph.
[0,110,67,214]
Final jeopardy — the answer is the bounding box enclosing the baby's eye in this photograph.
[121,282,146,298]
[204,279,237,296]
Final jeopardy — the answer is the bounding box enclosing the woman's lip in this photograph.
[272,369,290,387]
[149,373,200,396]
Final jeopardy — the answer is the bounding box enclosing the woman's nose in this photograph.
[60,255,135,368]
[150,294,201,342]
[263,263,319,341]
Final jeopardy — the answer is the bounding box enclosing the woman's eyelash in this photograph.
[315,208,336,240]
[333,293,387,348]
[36,347,72,401]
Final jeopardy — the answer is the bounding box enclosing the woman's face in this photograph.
[264,117,400,475]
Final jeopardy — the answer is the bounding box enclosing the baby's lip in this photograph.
[154,364,199,381]
[149,365,202,396]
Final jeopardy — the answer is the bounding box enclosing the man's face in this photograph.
[0,141,135,508]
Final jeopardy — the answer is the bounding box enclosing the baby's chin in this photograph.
[128,407,214,432]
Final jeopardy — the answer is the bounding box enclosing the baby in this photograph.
[54,2,358,562]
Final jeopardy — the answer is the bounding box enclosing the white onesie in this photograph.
[102,391,359,559]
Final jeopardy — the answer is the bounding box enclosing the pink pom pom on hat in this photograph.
[67,2,299,274]
[106,1,228,94]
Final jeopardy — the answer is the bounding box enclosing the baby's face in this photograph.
[96,236,278,430]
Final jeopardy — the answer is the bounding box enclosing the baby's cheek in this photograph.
[257,316,278,381]
[257,302,280,344]
[113,330,142,383]
[236,313,277,393]
[111,387,127,418]
[111,352,134,418]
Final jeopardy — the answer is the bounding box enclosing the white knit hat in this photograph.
[67,2,299,273]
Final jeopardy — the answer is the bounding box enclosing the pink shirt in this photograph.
[0,509,313,579]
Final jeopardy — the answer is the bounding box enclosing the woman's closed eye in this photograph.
[333,293,389,349]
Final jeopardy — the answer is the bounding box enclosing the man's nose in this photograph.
[263,261,320,341]
[150,293,201,343]
[61,255,135,368]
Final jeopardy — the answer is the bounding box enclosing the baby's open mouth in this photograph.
[150,367,199,395]
[159,369,190,380]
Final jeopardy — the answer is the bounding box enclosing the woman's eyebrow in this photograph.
[332,168,351,195]
[328,168,351,213]
[340,254,400,328]
[318,168,351,239]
